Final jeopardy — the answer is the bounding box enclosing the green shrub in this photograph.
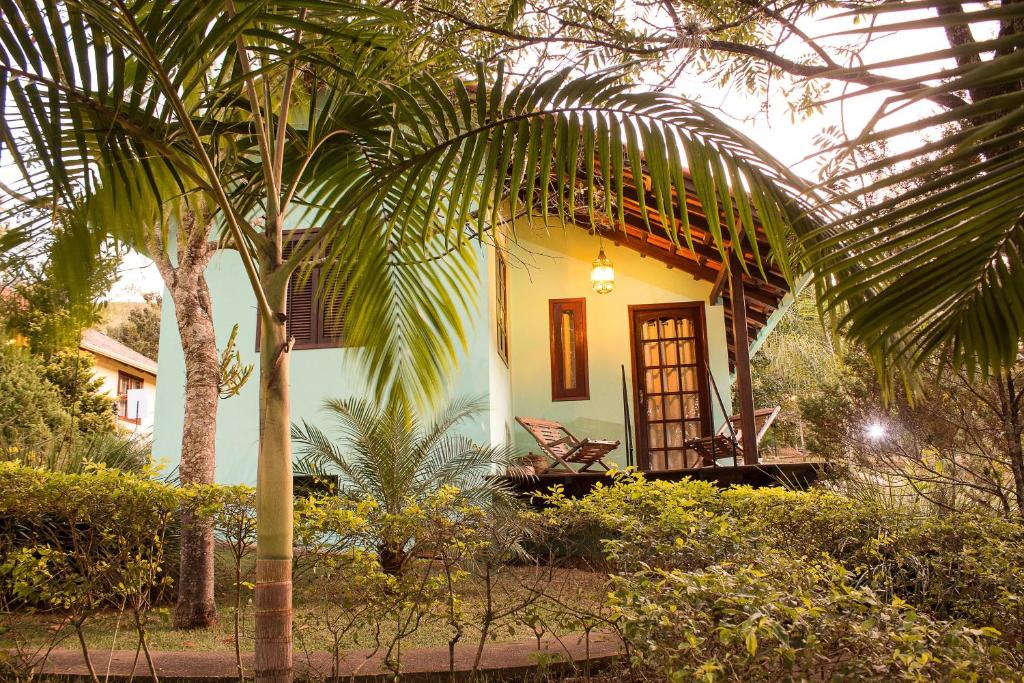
[541,472,738,570]
[611,553,1014,682]
[721,486,889,563]
[0,347,69,454]
[0,462,183,611]
[545,473,1024,666]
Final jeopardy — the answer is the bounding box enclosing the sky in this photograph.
[5,6,960,302]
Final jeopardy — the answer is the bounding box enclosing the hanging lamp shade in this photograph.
[590,247,615,294]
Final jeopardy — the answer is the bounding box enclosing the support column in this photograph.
[729,253,758,465]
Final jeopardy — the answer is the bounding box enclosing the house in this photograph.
[80,329,158,433]
[152,171,802,486]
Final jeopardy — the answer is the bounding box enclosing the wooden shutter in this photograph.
[282,238,315,347]
[258,231,348,350]
[319,281,347,343]
[549,298,589,401]
[287,266,316,346]
[496,252,509,366]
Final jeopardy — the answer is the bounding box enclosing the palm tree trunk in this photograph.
[171,276,220,629]
[254,277,293,682]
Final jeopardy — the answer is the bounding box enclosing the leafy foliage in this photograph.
[543,472,1024,666]
[105,296,161,362]
[612,554,1013,682]
[0,1,818,407]
[0,252,118,358]
[39,350,115,436]
[0,347,70,455]
[0,462,181,678]
[293,395,517,572]
[797,1,1024,380]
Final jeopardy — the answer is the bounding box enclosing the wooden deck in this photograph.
[501,462,826,501]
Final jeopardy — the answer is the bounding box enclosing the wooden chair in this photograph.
[515,417,619,472]
[684,406,781,466]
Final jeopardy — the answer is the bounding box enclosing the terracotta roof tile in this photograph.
[79,328,158,376]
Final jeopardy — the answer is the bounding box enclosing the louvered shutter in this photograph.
[319,273,348,344]
[258,231,349,349]
[287,268,316,345]
[283,240,315,347]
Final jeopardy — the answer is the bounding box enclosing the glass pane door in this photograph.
[631,304,710,470]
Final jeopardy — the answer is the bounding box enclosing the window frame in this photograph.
[495,250,510,367]
[255,230,350,351]
[548,297,590,401]
[116,370,144,424]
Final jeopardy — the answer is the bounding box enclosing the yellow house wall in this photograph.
[88,354,157,433]
[506,219,732,466]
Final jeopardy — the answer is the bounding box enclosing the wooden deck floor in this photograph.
[501,462,826,500]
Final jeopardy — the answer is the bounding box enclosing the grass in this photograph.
[5,552,609,655]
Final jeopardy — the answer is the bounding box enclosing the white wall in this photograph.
[89,356,157,434]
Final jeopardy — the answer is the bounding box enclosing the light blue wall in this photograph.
[153,246,495,485]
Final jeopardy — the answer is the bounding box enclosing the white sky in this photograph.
[5,7,961,301]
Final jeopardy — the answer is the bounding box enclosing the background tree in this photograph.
[106,293,162,361]
[1,4,817,679]
[0,346,71,455]
[0,248,118,357]
[39,350,115,437]
[428,1,1024,384]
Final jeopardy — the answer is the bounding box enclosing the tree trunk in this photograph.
[146,211,221,631]
[999,372,1024,517]
[254,276,293,682]
[171,274,221,629]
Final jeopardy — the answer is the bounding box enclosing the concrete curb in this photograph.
[26,632,623,681]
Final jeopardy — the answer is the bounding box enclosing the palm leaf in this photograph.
[802,0,1024,382]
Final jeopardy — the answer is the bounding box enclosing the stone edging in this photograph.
[24,632,623,681]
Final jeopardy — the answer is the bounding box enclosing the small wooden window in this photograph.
[117,371,144,423]
[549,298,589,401]
[257,232,349,350]
[496,251,509,367]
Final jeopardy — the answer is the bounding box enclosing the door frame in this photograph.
[627,302,713,471]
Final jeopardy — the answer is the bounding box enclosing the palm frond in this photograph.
[803,0,1024,381]
[294,395,515,512]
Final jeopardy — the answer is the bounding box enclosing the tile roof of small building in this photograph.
[80,328,158,376]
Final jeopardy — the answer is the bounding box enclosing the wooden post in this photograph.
[729,253,758,465]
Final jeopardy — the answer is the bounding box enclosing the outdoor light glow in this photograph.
[591,248,615,294]
[865,422,887,441]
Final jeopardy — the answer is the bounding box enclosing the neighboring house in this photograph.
[154,171,796,485]
[80,329,158,433]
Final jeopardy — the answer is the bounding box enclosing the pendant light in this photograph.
[590,240,615,294]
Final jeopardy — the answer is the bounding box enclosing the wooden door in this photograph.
[630,303,712,470]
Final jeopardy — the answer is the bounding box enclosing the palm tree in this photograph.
[796,1,1024,381]
[792,1,1024,509]
[293,395,515,573]
[0,3,815,678]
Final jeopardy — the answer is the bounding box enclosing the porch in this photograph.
[504,462,826,500]
[499,164,819,492]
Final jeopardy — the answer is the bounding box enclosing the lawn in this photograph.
[7,553,608,654]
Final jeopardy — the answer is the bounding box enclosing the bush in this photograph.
[544,472,1024,669]
[0,463,182,608]
[0,347,69,454]
[0,462,183,678]
[540,473,737,570]
[611,553,1014,682]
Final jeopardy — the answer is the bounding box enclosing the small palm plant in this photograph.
[292,395,517,573]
